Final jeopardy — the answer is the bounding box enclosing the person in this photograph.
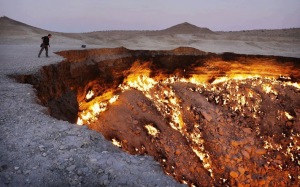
[38,34,52,57]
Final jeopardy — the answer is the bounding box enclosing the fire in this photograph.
[285,112,294,120]
[109,95,119,104]
[123,61,157,92]
[144,124,160,137]
[73,57,300,185]
[77,117,83,126]
[211,77,229,85]
[77,91,120,125]
[85,90,94,100]
[125,74,157,92]
[112,138,122,147]
[262,83,278,95]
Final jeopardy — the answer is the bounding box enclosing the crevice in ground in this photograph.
[15,47,300,186]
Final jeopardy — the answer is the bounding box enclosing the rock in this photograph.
[0,164,8,172]
[255,148,267,155]
[103,179,110,185]
[258,179,266,185]
[58,165,65,170]
[66,165,76,172]
[242,128,252,134]
[238,167,246,175]
[241,150,250,159]
[244,145,252,153]
[175,149,181,155]
[230,171,239,178]
[77,169,83,176]
[3,174,12,184]
[285,121,293,127]
[201,111,213,122]
[59,146,66,150]
[38,145,45,151]
[17,170,22,174]
[273,159,282,165]
[165,147,171,153]
[24,170,31,175]
[247,137,255,145]
[25,179,31,184]
[231,140,240,147]
[137,101,143,107]
[97,169,104,175]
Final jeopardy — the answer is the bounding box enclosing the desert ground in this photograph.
[0,16,300,186]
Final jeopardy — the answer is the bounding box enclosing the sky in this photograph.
[0,0,299,33]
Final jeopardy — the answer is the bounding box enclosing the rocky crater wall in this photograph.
[16,47,300,186]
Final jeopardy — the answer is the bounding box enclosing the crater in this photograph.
[16,47,300,186]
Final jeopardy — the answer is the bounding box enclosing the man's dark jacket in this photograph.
[42,36,50,46]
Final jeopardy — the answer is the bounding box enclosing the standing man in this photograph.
[38,34,52,58]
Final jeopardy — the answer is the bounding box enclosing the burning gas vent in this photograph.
[18,47,300,186]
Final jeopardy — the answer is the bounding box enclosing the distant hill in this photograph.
[0,16,214,35]
[162,22,214,34]
[0,16,50,36]
[1,16,299,46]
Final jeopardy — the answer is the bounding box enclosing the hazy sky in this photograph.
[0,0,299,32]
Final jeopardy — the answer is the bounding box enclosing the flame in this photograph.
[109,95,119,104]
[86,90,94,100]
[262,84,278,95]
[74,58,300,184]
[211,77,229,85]
[77,91,119,125]
[126,74,157,92]
[123,61,157,92]
[145,124,160,137]
[77,117,83,126]
[112,138,122,147]
[285,112,294,120]
[284,82,300,89]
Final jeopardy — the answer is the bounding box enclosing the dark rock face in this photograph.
[15,47,300,186]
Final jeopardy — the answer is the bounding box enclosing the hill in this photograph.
[0,16,299,58]
[0,16,49,36]
[162,22,214,34]
[0,17,215,36]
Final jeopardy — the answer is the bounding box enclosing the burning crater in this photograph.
[18,47,300,186]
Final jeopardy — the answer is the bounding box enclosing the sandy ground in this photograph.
[0,17,300,186]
